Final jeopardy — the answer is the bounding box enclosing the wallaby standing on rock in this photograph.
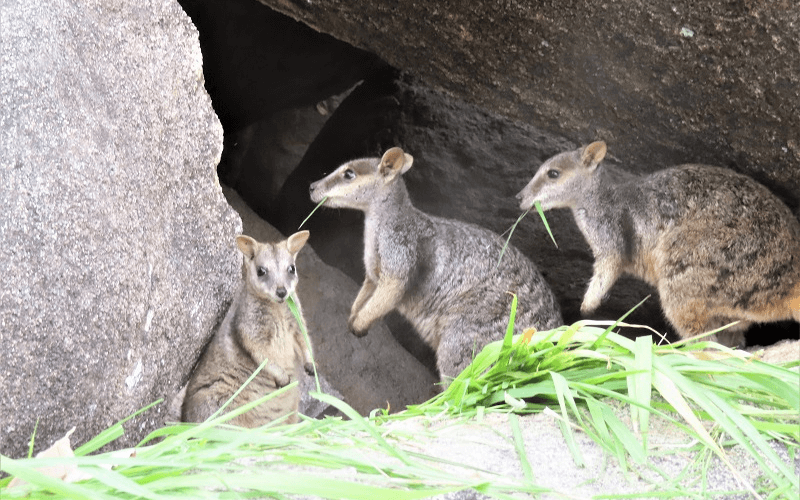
[182,231,314,426]
[516,141,800,347]
[309,147,562,381]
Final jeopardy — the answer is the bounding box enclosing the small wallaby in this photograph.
[182,231,313,426]
[309,147,562,381]
[517,141,800,347]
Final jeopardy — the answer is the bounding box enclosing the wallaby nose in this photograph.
[276,287,287,299]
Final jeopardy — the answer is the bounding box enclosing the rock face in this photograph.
[260,0,800,208]
[178,0,384,131]
[0,0,241,459]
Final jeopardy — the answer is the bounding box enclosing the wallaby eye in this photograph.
[547,169,560,179]
[343,169,355,180]
[287,264,296,275]
[256,266,267,277]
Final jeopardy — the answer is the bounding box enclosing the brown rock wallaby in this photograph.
[517,141,800,347]
[309,147,562,381]
[182,231,313,426]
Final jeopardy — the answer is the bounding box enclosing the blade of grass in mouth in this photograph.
[298,196,327,229]
[496,201,557,268]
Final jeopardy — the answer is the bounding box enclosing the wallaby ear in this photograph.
[400,152,414,174]
[286,230,310,255]
[580,141,607,171]
[379,147,413,177]
[236,235,258,259]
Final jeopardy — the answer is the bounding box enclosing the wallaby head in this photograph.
[235,231,310,303]
[309,147,414,211]
[516,141,607,211]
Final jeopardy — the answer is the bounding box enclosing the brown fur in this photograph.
[182,232,313,426]
[517,142,800,347]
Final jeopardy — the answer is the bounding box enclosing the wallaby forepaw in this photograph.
[580,298,600,316]
[274,372,291,388]
[348,315,369,337]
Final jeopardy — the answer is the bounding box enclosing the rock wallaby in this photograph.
[517,141,800,347]
[309,147,562,381]
[182,231,314,426]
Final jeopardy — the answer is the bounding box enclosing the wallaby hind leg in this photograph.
[660,292,749,347]
[436,331,482,382]
[711,320,750,349]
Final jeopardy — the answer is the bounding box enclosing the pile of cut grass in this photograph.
[2,298,798,499]
[409,297,799,498]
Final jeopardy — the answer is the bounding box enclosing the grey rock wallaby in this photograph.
[517,141,800,347]
[309,147,562,381]
[182,231,314,426]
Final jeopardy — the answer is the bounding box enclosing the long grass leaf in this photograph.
[534,201,558,248]
[496,208,530,267]
[75,400,162,455]
[287,293,321,393]
[298,196,327,229]
[311,392,415,466]
[550,372,585,467]
[498,293,517,370]
[508,413,534,484]
[629,334,653,450]
[0,455,114,500]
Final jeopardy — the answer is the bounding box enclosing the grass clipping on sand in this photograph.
[2,301,798,499]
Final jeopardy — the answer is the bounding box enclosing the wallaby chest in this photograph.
[363,221,382,281]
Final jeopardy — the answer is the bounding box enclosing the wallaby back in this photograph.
[311,147,562,381]
[517,142,800,347]
[182,231,312,426]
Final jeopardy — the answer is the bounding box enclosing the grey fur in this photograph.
[517,142,800,347]
[310,147,562,381]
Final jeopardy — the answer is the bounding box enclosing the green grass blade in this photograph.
[629,334,653,451]
[498,293,518,370]
[298,196,327,229]
[287,293,321,393]
[311,391,415,466]
[496,208,530,267]
[508,413,534,484]
[0,455,114,500]
[550,372,585,467]
[75,400,161,456]
[26,418,39,459]
[534,201,558,248]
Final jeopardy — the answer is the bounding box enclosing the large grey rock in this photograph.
[0,0,241,458]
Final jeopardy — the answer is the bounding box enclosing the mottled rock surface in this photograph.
[260,0,800,209]
[0,0,241,458]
